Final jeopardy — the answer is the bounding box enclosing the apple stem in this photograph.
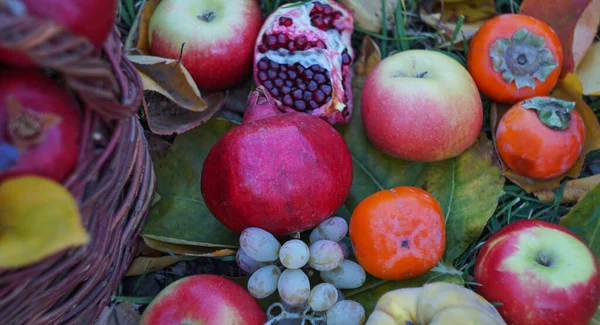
[537,252,551,267]
[198,11,216,23]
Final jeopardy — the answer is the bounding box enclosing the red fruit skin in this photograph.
[0,0,116,67]
[148,0,264,92]
[474,219,600,325]
[201,90,353,236]
[140,274,267,325]
[0,68,82,183]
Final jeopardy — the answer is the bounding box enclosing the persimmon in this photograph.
[349,186,445,281]
[495,96,585,180]
[467,14,563,103]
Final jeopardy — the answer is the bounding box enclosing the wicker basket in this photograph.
[0,5,155,325]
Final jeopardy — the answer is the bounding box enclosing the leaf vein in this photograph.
[445,159,456,223]
[351,154,385,191]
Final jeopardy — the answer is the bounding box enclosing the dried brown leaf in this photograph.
[337,0,400,33]
[124,0,158,54]
[572,0,600,68]
[96,303,141,325]
[575,41,600,96]
[533,174,600,203]
[420,0,496,47]
[355,35,382,77]
[125,255,181,277]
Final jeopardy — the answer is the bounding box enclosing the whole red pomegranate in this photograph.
[0,67,82,183]
[253,0,355,125]
[0,0,117,67]
[201,87,353,236]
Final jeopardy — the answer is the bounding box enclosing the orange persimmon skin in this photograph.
[467,14,563,103]
[349,186,445,281]
[496,101,585,180]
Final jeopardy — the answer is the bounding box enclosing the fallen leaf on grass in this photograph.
[533,174,600,204]
[559,182,600,260]
[519,0,598,77]
[0,176,89,268]
[142,236,236,257]
[420,0,496,47]
[125,255,181,277]
[355,35,382,77]
[124,0,158,53]
[336,77,506,265]
[490,74,600,193]
[575,41,600,96]
[141,117,240,249]
[337,0,400,33]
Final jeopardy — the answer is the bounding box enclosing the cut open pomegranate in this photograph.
[253,0,355,125]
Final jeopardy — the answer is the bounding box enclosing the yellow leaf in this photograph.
[0,176,89,269]
[572,0,600,69]
[355,35,382,77]
[125,255,181,277]
[142,236,236,257]
[533,174,600,204]
[575,41,600,96]
[124,0,159,53]
[490,74,600,193]
[420,0,496,47]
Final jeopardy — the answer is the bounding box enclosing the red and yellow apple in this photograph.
[474,219,600,325]
[148,0,263,92]
[361,50,483,162]
[140,274,267,325]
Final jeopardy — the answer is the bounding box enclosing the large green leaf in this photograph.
[141,117,240,248]
[559,182,600,260]
[335,78,505,264]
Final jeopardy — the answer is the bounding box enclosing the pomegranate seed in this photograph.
[288,41,296,52]
[281,65,288,72]
[311,65,323,72]
[279,17,293,27]
[268,70,277,79]
[258,59,269,70]
[314,40,326,48]
[285,80,293,87]
[258,72,268,81]
[287,70,297,79]
[308,80,318,91]
[303,92,312,102]
[278,72,288,80]
[278,33,288,45]
[312,16,324,28]
[292,89,303,99]
[321,85,332,95]
[333,11,343,19]
[271,88,280,97]
[342,51,352,65]
[323,5,333,15]
[312,2,324,13]
[258,44,267,53]
[282,86,291,94]
[295,100,306,111]
[295,63,305,73]
[323,16,331,27]
[304,70,314,79]
[267,35,277,48]
[309,100,319,109]
[313,90,325,103]
[295,36,307,49]
[325,96,331,103]
[298,82,307,90]
[270,61,280,69]
[283,94,293,106]
[275,79,284,87]
[264,80,274,89]
[314,73,326,84]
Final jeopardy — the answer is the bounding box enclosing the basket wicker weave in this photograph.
[0,5,155,325]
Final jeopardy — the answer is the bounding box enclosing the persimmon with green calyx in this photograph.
[0,67,82,182]
[495,96,585,180]
[467,14,563,104]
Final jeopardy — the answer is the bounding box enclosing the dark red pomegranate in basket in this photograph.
[200,86,353,236]
[253,0,355,125]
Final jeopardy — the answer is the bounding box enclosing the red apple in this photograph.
[0,0,116,67]
[474,219,600,325]
[148,0,263,92]
[140,274,267,325]
[361,50,483,162]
